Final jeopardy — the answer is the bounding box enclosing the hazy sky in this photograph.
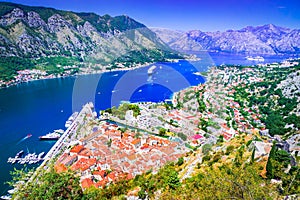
[3,0,300,31]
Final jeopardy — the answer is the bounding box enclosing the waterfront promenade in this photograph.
[43,102,94,162]
[14,103,95,197]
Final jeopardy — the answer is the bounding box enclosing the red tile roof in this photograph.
[92,170,107,179]
[78,148,92,157]
[71,158,97,171]
[70,145,85,154]
[131,138,141,145]
[81,178,94,189]
[54,163,68,173]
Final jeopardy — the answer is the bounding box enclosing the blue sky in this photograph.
[3,0,300,31]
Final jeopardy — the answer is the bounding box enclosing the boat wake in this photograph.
[16,134,32,145]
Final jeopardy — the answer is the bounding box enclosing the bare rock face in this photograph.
[47,14,74,33]
[0,3,172,62]
[0,8,25,26]
[27,11,47,28]
[77,21,97,37]
[16,32,45,55]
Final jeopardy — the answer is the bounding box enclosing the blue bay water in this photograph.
[0,60,205,194]
[0,53,292,194]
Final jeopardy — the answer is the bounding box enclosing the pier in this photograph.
[27,103,95,181]
[42,102,94,162]
[9,103,95,199]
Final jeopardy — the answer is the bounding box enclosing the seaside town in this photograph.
[63,58,299,191]
[2,1,300,199]
[4,58,300,199]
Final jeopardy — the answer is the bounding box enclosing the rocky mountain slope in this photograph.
[0,2,177,64]
[152,24,300,55]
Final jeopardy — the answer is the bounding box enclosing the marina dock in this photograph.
[5,103,95,199]
[7,152,44,165]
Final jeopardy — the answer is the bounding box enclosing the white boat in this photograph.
[0,195,11,200]
[148,65,157,75]
[193,72,202,76]
[7,188,16,195]
[38,152,45,159]
[39,132,60,140]
[246,56,264,62]
[65,121,72,128]
[54,129,64,134]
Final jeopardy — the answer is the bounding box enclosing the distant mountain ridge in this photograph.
[152,24,300,55]
[0,2,177,64]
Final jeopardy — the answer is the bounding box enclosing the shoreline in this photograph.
[0,55,206,90]
[0,60,171,90]
[0,53,297,90]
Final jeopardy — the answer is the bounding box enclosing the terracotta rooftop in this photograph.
[81,178,94,189]
[70,145,85,154]
[71,157,97,171]
[131,138,141,144]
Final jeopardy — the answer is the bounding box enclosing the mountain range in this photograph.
[0,2,300,83]
[0,2,178,65]
[152,24,300,55]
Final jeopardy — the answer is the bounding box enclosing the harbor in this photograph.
[2,103,95,199]
[7,129,65,165]
[7,152,44,165]
[0,59,206,194]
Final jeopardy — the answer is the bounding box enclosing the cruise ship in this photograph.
[39,129,64,140]
[246,56,264,62]
[39,132,60,140]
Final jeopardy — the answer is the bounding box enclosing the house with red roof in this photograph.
[222,131,233,141]
[81,178,94,190]
[78,148,92,159]
[92,170,107,180]
[131,138,141,148]
[70,145,85,156]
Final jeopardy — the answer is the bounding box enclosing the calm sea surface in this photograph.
[0,52,294,194]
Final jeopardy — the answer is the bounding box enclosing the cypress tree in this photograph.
[251,148,255,164]
[266,141,277,179]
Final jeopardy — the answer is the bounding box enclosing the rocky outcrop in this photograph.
[27,11,47,28]
[0,8,25,26]
[0,2,176,63]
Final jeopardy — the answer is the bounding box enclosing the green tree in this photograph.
[266,142,277,179]
[225,145,235,155]
[159,128,166,136]
[165,169,180,190]
[138,189,147,199]
[13,168,83,199]
[202,144,212,155]
[217,135,224,143]
[251,148,256,164]
[162,164,277,199]
[177,157,184,166]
